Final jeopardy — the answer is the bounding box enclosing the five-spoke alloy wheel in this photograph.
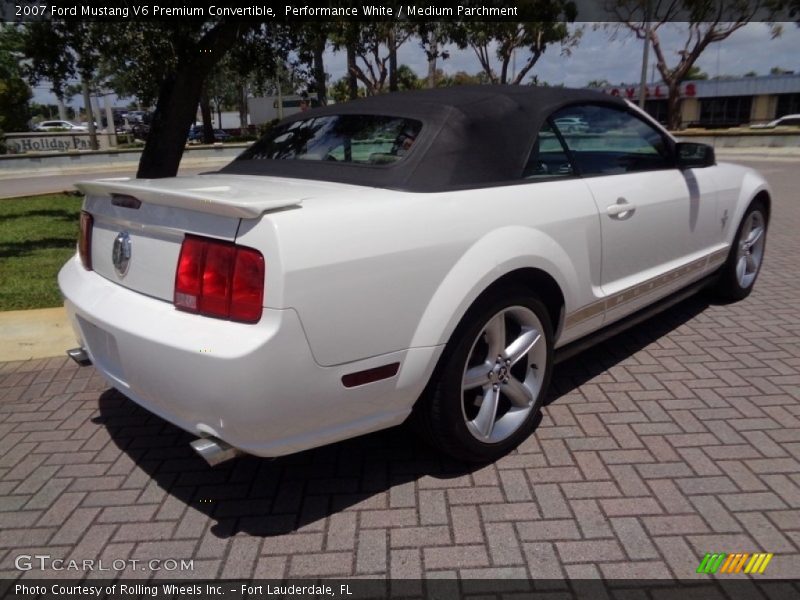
[734,209,766,290]
[417,289,554,463]
[717,201,768,301]
[461,306,548,444]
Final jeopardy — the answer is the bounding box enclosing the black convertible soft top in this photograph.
[218,85,628,192]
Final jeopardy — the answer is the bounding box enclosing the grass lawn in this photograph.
[0,193,83,311]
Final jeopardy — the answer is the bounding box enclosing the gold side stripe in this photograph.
[564,247,729,330]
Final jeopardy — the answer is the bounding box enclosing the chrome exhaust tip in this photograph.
[67,347,92,366]
[190,437,243,467]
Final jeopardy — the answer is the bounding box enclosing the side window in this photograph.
[551,105,673,176]
[523,121,575,179]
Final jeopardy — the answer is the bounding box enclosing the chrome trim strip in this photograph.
[91,214,186,242]
[564,248,727,330]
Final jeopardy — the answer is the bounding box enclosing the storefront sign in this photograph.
[602,83,698,100]
[4,132,113,154]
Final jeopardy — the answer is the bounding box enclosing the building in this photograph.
[248,95,321,125]
[599,73,800,129]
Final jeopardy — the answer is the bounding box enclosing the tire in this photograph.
[715,200,768,301]
[416,289,554,463]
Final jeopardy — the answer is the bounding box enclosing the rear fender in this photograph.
[409,226,575,351]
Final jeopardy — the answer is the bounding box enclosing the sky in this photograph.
[30,22,800,107]
[321,23,800,87]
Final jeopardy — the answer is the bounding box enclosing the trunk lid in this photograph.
[77,174,317,302]
[76,173,315,219]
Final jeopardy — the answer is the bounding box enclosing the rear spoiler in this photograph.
[75,176,305,219]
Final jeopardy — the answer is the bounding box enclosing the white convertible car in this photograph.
[59,86,770,464]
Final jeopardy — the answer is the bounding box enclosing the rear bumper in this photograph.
[58,256,439,457]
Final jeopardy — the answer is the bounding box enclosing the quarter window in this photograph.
[551,105,672,176]
[236,115,422,165]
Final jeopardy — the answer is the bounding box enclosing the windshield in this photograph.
[235,115,422,166]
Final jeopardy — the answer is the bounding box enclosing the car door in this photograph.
[551,103,718,325]
[521,120,605,344]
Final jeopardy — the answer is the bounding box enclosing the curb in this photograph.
[0,307,75,362]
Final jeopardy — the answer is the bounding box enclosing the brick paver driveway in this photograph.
[1,160,799,582]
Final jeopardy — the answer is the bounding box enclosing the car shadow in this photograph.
[94,292,712,539]
[94,392,484,538]
[546,292,712,403]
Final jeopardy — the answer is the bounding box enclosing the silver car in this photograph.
[34,120,89,132]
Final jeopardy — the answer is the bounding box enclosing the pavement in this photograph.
[0,159,799,581]
[0,158,231,199]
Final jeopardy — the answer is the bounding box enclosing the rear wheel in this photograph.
[715,201,767,301]
[417,290,554,463]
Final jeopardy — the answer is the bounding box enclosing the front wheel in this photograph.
[715,201,768,301]
[417,290,554,463]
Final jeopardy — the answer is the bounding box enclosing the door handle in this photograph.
[607,198,636,219]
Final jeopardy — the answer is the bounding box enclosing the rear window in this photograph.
[235,115,422,166]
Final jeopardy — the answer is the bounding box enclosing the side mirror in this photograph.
[676,142,715,168]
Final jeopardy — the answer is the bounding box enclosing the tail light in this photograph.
[174,235,265,323]
[78,211,93,270]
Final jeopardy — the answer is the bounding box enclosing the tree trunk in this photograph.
[499,53,510,85]
[136,21,246,178]
[388,27,398,92]
[137,69,204,178]
[200,87,214,144]
[667,83,682,131]
[313,35,327,106]
[426,31,438,89]
[346,41,358,100]
[238,83,248,132]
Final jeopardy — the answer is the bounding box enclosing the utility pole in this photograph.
[638,0,652,109]
[276,61,284,120]
[92,96,103,132]
[388,24,398,92]
[81,76,98,150]
[102,90,116,147]
[56,94,67,121]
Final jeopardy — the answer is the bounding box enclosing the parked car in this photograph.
[553,115,590,133]
[750,114,800,129]
[130,122,150,141]
[187,125,232,143]
[60,86,770,464]
[34,120,88,132]
[124,110,150,124]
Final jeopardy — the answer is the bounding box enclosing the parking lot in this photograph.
[0,159,798,582]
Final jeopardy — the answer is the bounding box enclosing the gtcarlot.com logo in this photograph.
[696,552,773,574]
[15,554,194,572]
